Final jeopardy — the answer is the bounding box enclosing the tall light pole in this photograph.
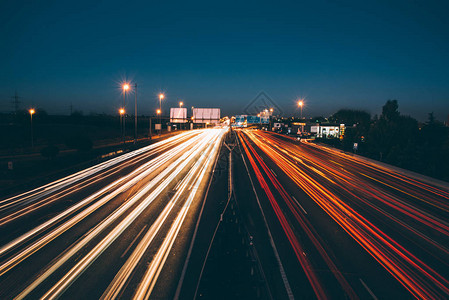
[298,100,304,133]
[29,108,35,147]
[123,83,130,143]
[159,93,164,135]
[134,83,137,144]
[269,108,273,131]
[298,100,303,119]
[156,109,161,135]
[178,101,184,130]
[119,108,125,144]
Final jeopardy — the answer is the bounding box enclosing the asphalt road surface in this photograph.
[2,127,448,299]
[236,129,449,299]
[0,128,226,299]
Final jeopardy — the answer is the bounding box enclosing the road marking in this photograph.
[292,196,308,214]
[121,224,147,258]
[359,278,378,300]
[270,168,277,177]
[240,142,294,300]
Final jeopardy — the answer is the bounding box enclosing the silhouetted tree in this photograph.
[381,100,399,121]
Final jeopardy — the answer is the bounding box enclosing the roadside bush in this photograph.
[41,145,59,159]
[65,135,93,152]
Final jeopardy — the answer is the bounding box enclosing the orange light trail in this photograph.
[240,129,449,299]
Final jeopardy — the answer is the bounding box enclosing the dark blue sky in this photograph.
[1,0,448,121]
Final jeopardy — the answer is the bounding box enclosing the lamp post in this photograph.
[29,108,35,147]
[159,93,164,135]
[298,100,304,133]
[269,108,273,131]
[156,109,161,135]
[119,108,125,144]
[134,83,137,144]
[123,83,130,143]
[191,107,194,130]
[178,101,184,129]
[298,100,303,119]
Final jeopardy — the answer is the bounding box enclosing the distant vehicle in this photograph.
[295,132,311,141]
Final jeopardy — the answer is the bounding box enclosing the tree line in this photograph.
[320,100,449,182]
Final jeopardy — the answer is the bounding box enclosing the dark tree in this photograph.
[381,100,399,121]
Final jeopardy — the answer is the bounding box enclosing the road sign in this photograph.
[170,108,187,123]
[246,115,260,124]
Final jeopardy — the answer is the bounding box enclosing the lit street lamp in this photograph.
[298,100,304,133]
[298,100,303,119]
[179,101,183,108]
[134,83,138,144]
[119,108,125,144]
[159,93,164,135]
[29,108,35,147]
[156,109,161,136]
[123,83,130,143]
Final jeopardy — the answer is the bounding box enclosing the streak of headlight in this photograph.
[238,132,356,298]
[245,130,449,298]
[238,131,327,299]
[19,130,224,299]
[0,133,206,277]
[0,134,190,225]
[0,131,199,210]
[132,129,225,300]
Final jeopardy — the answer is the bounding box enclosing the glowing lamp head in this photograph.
[119,108,125,115]
[29,108,35,115]
[180,101,183,106]
[123,84,130,91]
[156,109,161,115]
[298,100,303,107]
[270,108,273,112]
[159,93,164,100]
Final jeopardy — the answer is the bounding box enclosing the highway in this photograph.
[236,129,449,299]
[0,128,226,299]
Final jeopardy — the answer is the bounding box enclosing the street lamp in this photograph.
[29,108,35,147]
[159,93,164,135]
[134,83,137,144]
[156,109,161,136]
[123,83,130,143]
[298,100,304,134]
[269,108,273,131]
[298,100,303,119]
[179,101,183,108]
[119,108,125,144]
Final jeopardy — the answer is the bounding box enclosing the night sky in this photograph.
[1,0,448,121]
